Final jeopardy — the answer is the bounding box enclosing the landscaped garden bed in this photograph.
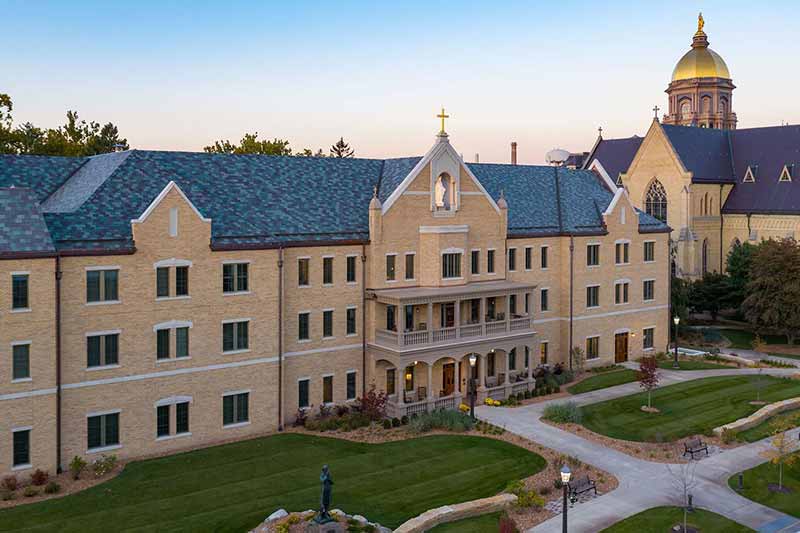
[600,506,754,532]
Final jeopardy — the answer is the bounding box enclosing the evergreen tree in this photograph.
[671,275,690,335]
[329,137,354,158]
[689,272,730,320]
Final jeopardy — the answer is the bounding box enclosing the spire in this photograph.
[497,189,508,209]
[369,185,382,209]
[597,126,603,140]
[436,107,450,137]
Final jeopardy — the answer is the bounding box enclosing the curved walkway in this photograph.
[475,367,800,533]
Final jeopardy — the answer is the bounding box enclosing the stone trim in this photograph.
[394,493,517,533]
[714,396,800,435]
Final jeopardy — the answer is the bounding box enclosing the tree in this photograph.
[570,346,586,374]
[637,356,660,409]
[666,462,698,533]
[329,137,354,158]
[671,275,690,335]
[742,238,800,345]
[726,241,756,312]
[761,418,799,490]
[295,147,326,157]
[689,273,730,320]
[204,132,291,155]
[0,93,15,154]
[752,367,768,404]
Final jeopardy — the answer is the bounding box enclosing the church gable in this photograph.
[779,164,793,182]
[743,165,757,183]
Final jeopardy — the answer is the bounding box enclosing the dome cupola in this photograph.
[671,13,731,81]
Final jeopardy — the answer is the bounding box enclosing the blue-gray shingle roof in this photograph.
[0,150,668,254]
[0,188,55,257]
[585,136,643,183]
[661,124,734,183]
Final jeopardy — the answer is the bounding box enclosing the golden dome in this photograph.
[671,14,730,81]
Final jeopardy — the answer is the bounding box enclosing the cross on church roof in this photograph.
[653,105,660,120]
[437,107,450,135]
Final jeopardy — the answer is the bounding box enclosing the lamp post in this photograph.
[560,464,571,533]
[468,354,477,420]
[673,316,681,369]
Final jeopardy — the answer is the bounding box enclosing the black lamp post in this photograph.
[468,354,477,420]
[673,316,681,369]
[560,465,571,533]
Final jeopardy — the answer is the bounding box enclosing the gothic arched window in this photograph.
[702,238,709,274]
[645,179,668,223]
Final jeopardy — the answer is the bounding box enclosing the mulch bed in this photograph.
[0,463,124,510]
[767,483,793,494]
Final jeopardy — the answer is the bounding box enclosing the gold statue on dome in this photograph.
[697,12,704,33]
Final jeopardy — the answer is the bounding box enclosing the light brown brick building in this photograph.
[0,128,669,478]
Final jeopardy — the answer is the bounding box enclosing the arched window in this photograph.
[719,98,727,114]
[702,96,711,114]
[434,172,455,211]
[702,238,709,274]
[645,179,668,223]
[680,99,691,118]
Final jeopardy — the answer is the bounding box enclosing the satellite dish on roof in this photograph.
[546,149,570,165]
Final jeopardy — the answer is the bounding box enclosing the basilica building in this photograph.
[585,14,800,278]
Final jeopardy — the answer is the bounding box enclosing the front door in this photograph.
[442,363,455,396]
[615,333,629,363]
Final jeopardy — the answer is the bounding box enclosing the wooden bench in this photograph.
[567,475,597,499]
[683,437,709,459]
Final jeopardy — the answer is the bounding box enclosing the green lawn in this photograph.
[769,352,800,361]
[600,506,753,532]
[0,434,545,533]
[581,376,800,442]
[719,329,795,350]
[736,409,800,443]
[429,511,502,532]
[657,359,731,370]
[729,452,800,518]
[567,369,638,394]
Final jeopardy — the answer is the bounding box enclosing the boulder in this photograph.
[267,509,288,522]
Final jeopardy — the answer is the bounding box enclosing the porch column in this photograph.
[527,346,534,380]
[505,294,511,324]
[479,297,486,334]
[427,363,434,400]
[396,366,403,403]
[427,302,433,340]
[478,353,486,391]
[454,299,461,337]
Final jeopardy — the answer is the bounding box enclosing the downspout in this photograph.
[719,184,724,272]
[667,237,673,352]
[568,235,574,371]
[277,247,284,431]
[55,254,63,473]
[361,244,367,394]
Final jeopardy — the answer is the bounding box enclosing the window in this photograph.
[615,242,630,265]
[442,253,462,279]
[87,333,119,368]
[702,238,709,274]
[323,257,334,285]
[298,379,310,408]
[471,250,480,275]
[323,310,334,338]
[157,329,170,360]
[346,371,356,400]
[157,405,170,438]
[223,263,249,293]
[175,266,189,296]
[156,267,169,298]
[487,249,495,274]
[386,254,396,281]
[524,346,530,368]
[386,368,396,396]
[586,337,600,360]
[323,375,333,404]
[643,327,654,350]
[12,344,30,381]
[615,282,629,304]
[524,247,532,270]
[404,365,415,391]
[223,392,249,426]
[87,412,120,450]
[540,289,549,311]
[12,274,29,310]
[176,402,190,434]
[346,256,357,283]
[509,295,517,315]
[508,349,516,371]
[223,321,249,352]
[541,246,549,269]
[346,307,357,336]
[586,286,600,308]
[508,248,517,271]
[525,293,530,314]
[405,253,415,280]
[587,244,600,266]
[540,342,548,364]
[13,429,30,467]
[298,312,310,340]
[298,258,310,286]
[644,241,655,263]
[643,280,655,302]
[386,305,396,331]
[176,327,190,358]
[645,179,667,223]
[87,269,118,303]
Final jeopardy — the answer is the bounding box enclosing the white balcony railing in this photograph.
[375,316,533,350]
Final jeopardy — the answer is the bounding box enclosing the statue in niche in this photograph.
[435,173,453,210]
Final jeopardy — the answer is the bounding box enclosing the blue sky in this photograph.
[3,1,799,163]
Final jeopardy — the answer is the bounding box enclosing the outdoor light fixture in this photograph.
[468,354,478,420]
[673,316,680,326]
[673,315,681,369]
[469,354,477,367]
[560,465,571,484]
[560,465,571,533]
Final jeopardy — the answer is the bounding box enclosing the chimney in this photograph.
[511,142,517,165]
[475,153,480,163]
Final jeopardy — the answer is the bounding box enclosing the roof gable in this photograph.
[779,164,793,182]
[131,180,211,225]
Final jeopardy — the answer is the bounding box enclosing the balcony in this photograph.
[375,316,534,349]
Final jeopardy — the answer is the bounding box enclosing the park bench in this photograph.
[683,437,709,459]
[567,475,597,499]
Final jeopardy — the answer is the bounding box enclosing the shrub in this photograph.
[553,478,563,489]
[31,469,48,486]
[539,485,551,496]
[524,390,531,399]
[554,385,561,393]
[0,490,15,501]
[1,475,18,492]
[69,455,87,480]
[409,409,474,434]
[391,417,401,428]
[44,481,61,495]
[554,370,575,386]
[721,427,738,444]
[382,418,392,430]
[293,408,310,427]
[516,489,545,509]
[92,454,118,477]
[355,385,388,421]
[23,486,39,498]
[516,392,524,401]
[335,404,350,417]
[499,513,519,533]
[401,415,409,425]
[542,402,582,424]
[318,404,332,419]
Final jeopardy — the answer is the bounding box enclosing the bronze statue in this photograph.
[313,465,335,524]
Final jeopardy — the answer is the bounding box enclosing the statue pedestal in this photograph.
[305,521,345,533]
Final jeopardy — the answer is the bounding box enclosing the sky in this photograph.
[3,0,799,164]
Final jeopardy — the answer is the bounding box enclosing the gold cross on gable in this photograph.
[437,107,450,134]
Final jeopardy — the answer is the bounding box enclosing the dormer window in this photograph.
[779,164,793,182]
[434,172,455,211]
[743,165,757,183]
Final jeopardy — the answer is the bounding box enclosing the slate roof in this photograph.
[0,188,55,257]
[584,136,643,183]
[661,124,734,183]
[0,150,669,255]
